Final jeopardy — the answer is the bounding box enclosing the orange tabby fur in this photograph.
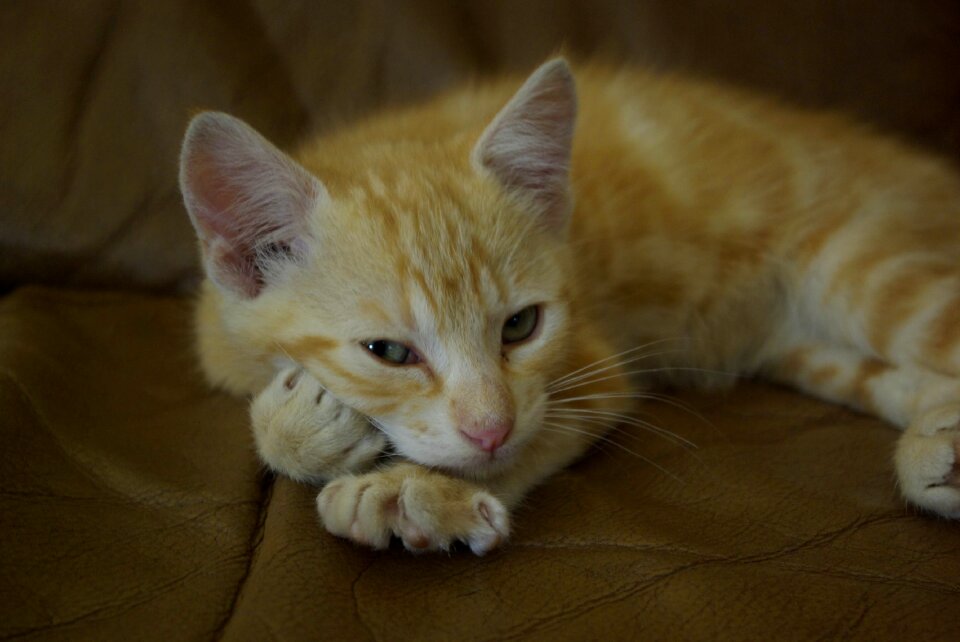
[181,59,960,554]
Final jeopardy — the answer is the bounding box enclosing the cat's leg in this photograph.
[317,462,510,555]
[763,341,960,517]
[784,208,960,516]
[793,211,960,378]
[316,383,624,553]
[250,366,387,484]
[315,417,604,554]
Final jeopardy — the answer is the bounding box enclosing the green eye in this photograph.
[502,305,540,344]
[365,340,420,365]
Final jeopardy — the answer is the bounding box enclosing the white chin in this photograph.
[397,447,510,478]
[392,430,529,478]
[450,447,519,478]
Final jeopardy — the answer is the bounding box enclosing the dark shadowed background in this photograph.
[2,0,959,291]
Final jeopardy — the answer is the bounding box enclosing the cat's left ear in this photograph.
[472,58,577,234]
[179,112,327,299]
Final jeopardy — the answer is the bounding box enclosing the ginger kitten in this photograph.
[179,59,960,554]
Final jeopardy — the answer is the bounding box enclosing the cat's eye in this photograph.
[364,340,421,365]
[502,305,540,345]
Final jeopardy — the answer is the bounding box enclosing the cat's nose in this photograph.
[460,419,513,453]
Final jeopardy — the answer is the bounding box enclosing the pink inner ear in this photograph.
[183,147,282,297]
[180,112,324,298]
[473,59,578,231]
[188,157,257,246]
[188,153,289,258]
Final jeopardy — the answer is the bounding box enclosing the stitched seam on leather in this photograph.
[502,513,960,638]
[0,370,274,638]
[0,367,119,496]
[350,559,378,641]
[212,472,275,641]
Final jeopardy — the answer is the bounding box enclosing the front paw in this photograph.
[250,366,387,484]
[316,464,510,555]
[895,404,960,519]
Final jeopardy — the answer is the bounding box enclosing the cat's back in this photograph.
[572,63,958,229]
[566,64,960,279]
[299,61,955,220]
[294,61,960,284]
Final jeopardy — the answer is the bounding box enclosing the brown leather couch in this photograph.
[2,2,958,639]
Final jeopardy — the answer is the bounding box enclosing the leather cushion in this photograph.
[1,287,957,640]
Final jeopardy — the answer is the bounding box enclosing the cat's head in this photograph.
[180,59,582,476]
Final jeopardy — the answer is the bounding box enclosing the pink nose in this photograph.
[460,421,512,453]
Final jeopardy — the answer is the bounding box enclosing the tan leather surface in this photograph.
[2,287,958,640]
[1,0,959,290]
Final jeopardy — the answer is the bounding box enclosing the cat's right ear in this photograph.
[179,112,327,298]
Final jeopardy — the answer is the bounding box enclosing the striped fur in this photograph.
[183,59,960,553]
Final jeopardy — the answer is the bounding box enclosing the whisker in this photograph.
[547,391,660,405]
[548,391,676,403]
[547,390,716,427]
[540,421,683,483]
[542,416,660,461]
[547,348,690,393]
[545,408,698,451]
[369,417,393,437]
[629,392,718,430]
[543,412,648,443]
[544,415,689,458]
[547,338,688,389]
[546,408,696,440]
[549,365,738,395]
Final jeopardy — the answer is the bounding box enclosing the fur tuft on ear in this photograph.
[472,58,578,233]
[179,112,327,298]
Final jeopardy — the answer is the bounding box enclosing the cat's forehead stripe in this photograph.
[466,253,485,306]
[409,266,442,319]
[373,204,400,235]
[469,236,508,304]
[359,299,392,325]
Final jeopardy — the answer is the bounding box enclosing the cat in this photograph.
[179,58,960,554]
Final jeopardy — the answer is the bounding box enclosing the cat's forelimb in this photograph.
[316,462,511,554]
[249,366,517,553]
[314,412,605,554]
[250,366,387,483]
[249,368,510,552]
[252,366,617,554]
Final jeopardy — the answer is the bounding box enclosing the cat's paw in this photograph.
[895,404,960,519]
[316,463,510,555]
[250,366,387,484]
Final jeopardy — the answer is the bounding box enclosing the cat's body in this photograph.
[181,60,960,554]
